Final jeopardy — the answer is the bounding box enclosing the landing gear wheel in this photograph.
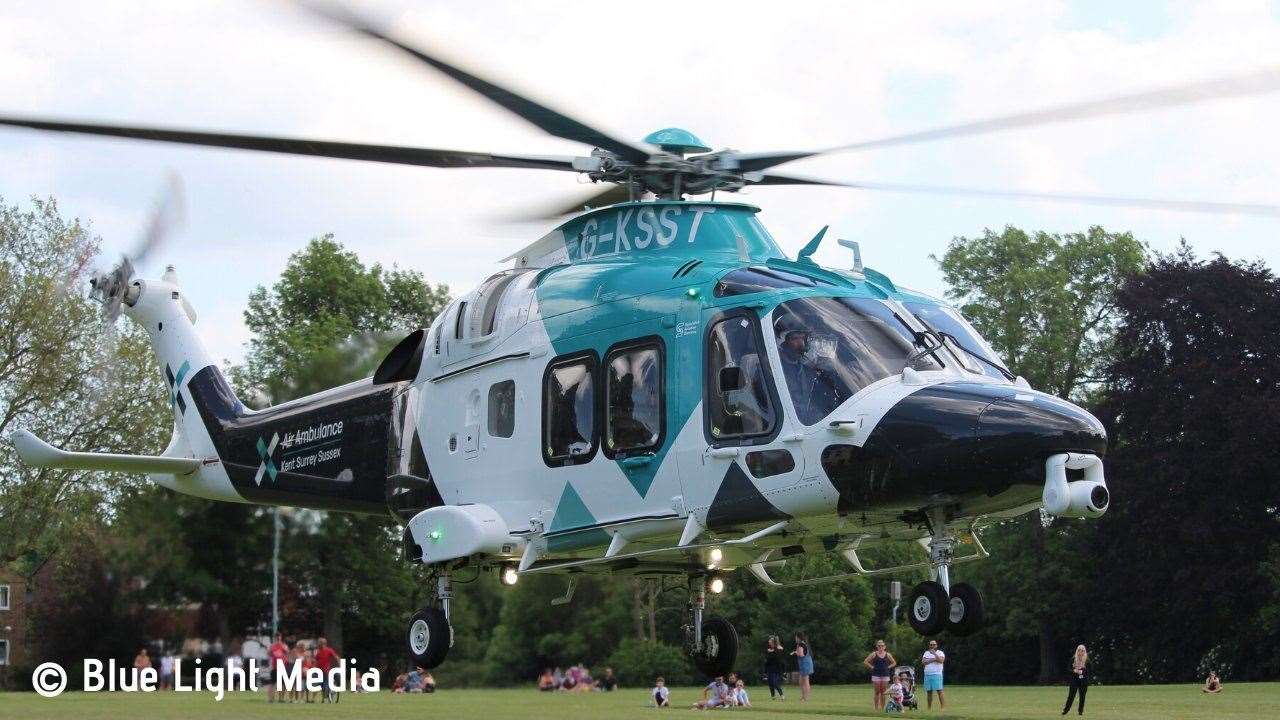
[692,616,739,678]
[908,580,949,635]
[945,582,985,636]
[406,607,452,669]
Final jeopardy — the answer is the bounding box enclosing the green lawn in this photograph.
[2,683,1276,720]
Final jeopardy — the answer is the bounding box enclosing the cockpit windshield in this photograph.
[903,301,1011,382]
[773,297,943,425]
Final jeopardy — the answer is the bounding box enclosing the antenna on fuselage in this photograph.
[838,238,863,272]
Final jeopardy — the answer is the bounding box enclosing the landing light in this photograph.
[429,529,442,541]
[709,577,726,594]
[501,566,519,586]
[709,548,723,564]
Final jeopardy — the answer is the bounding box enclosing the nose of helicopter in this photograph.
[821,382,1107,507]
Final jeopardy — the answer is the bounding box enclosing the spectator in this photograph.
[765,635,786,701]
[733,679,751,707]
[302,649,317,703]
[1062,644,1089,715]
[290,641,307,703]
[393,671,409,693]
[596,667,618,691]
[863,639,895,711]
[267,633,288,703]
[694,675,731,709]
[1203,671,1223,694]
[160,652,175,690]
[314,637,340,702]
[885,673,906,713]
[792,632,814,702]
[652,677,670,707]
[538,668,557,691]
[922,638,946,709]
[404,666,426,692]
[133,647,152,674]
[552,666,565,689]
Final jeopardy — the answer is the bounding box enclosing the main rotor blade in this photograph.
[738,65,1280,173]
[0,115,582,171]
[132,173,186,267]
[506,183,635,221]
[757,173,1280,218]
[302,2,652,164]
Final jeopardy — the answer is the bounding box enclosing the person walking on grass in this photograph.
[1062,644,1089,715]
[765,635,786,700]
[863,639,896,711]
[922,638,945,709]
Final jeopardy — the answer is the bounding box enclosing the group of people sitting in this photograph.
[691,672,752,709]
[537,664,618,692]
[391,666,436,693]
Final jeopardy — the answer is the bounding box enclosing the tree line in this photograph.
[2,196,1277,689]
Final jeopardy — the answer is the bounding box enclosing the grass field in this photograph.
[2,683,1277,720]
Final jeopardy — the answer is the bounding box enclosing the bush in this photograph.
[606,639,693,687]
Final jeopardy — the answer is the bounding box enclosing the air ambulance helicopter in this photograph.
[6,3,1279,677]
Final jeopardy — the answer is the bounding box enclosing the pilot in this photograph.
[776,315,842,423]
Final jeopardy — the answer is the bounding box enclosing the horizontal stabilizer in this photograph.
[8,429,201,475]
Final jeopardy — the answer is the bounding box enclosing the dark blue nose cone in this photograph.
[821,383,1106,512]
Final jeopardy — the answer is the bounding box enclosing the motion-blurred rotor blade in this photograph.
[0,115,585,171]
[132,173,185,267]
[507,183,635,221]
[301,2,652,163]
[738,65,1280,173]
[757,173,1280,218]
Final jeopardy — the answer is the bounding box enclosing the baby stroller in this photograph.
[893,666,918,710]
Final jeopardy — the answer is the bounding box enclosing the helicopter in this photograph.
[6,3,1279,677]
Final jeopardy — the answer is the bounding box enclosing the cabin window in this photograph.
[487,380,516,438]
[453,301,468,340]
[0,639,8,665]
[0,584,8,610]
[745,449,795,478]
[604,340,663,457]
[904,301,1011,381]
[706,314,778,442]
[773,296,944,425]
[543,353,598,466]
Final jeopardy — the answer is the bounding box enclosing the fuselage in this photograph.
[125,199,1106,573]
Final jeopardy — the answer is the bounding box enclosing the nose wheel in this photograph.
[907,510,986,636]
[406,573,455,668]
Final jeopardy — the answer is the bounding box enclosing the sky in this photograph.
[3,1,1279,363]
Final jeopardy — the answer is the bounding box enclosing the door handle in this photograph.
[708,447,739,459]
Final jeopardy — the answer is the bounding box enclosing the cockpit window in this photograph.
[904,302,1010,381]
[773,297,943,425]
[706,314,778,441]
[714,266,831,297]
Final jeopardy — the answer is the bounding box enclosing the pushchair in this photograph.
[893,666,918,710]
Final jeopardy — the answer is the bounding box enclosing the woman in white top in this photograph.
[922,639,945,709]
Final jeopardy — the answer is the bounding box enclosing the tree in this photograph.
[933,225,1145,682]
[1091,245,1280,681]
[935,225,1145,399]
[0,196,168,566]
[237,235,449,659]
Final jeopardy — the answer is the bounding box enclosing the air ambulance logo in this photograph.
[255,432,280,485]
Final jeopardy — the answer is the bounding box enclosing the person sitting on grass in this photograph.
[652,677,670,707]
[733,679,751,707]
[403,666,426,693]
[393,672,409,693]
[694,676,730,709]
[596,667,618,691]
[539,668,557,691]
[884,674,906,713]
[421,670,436,694]
[1203,671,1223,694]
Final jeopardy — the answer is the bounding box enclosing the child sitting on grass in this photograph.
[651,677,670,707]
